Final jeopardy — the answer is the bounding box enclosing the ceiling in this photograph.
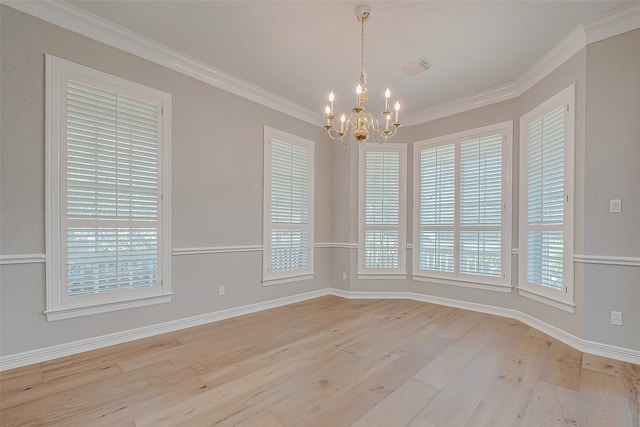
[66,1,630,122]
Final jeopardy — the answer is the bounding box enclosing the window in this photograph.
[45,55,172,321]
[413,122,512,290]
[263,126,314,285]
[358,143,407,278]
[519,85,575,311]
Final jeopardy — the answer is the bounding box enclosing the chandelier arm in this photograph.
[323,5,402,145]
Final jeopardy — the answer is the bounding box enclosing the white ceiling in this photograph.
[66,0,630,122]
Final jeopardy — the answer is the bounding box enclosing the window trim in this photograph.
[412,121,513,291]
[358,143,407,279]
[262,126,315,286]
[518,84,575,312]
[45,55,172,321]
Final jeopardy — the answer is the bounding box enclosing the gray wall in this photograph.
[0,6,332,356]
[1,4,638,358]
[582,30,640,349]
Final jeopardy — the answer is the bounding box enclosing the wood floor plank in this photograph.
[207,351,357,427]
[461,330,553,426]
[0,296,637,427]
[521,380,579,426]
[583,353,640,380]
[497,330,552,388]
[350,379,439,427]
[303,335,452,427]
[0,360,178,426]
[418,318,527,427]
[465,377,533,427]
[578,369,639,427]
[412,316,502,389]
[438,310,487,341]
[406,416,439,427]
[269,331,421,426]
[234,411,286,427]
[539,340,584,391]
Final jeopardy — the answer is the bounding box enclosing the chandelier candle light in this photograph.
[324,5,401,144]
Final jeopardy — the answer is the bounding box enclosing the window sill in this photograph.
[357,273,407,280]
[263,273,314,287]
[518,287,575,313]
[411,275,512,293]
[45,292,173,321]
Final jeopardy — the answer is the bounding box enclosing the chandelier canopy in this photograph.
[324,5,401,144]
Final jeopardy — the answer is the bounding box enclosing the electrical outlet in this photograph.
[218,285,225,296]
[609,199,622,213]
[611,311,622,326]
[342,272,347,280]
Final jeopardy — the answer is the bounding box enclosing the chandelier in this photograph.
[324,5,401,144]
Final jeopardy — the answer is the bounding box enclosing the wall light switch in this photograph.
[609,199,622,213]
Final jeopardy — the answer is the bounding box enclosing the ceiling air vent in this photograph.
[401,57,431,77]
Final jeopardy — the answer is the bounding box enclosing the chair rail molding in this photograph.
[0,254,46,265]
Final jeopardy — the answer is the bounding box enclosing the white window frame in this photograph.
[45,55,172,321]
[412,121,513,292]
[518,84,575,312]
[263,126,315,286]
[358,143,407,279]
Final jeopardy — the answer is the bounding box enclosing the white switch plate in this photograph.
[218,285,225,296]
[611,311,623,326]
[342,272,347,280]
[610,199,622,213]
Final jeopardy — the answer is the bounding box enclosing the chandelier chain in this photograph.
[360,15,365,84]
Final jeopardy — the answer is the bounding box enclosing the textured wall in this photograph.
[582,29,640,349]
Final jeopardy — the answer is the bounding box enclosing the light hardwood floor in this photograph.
[1,296,638,426]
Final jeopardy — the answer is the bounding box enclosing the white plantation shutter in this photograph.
[46,55,172,320]
[65,79,160,296]
[523,103,569,291]
[414,122,511,288]
[460,135,502,226]
[519,85,574,308]
[270,139,310,273]
[459,134,503,277]
[359,145,406,275]
[419,144,455,272]
[264,128,314,284]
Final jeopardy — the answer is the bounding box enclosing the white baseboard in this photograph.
[0,288,330,371]
[2,287,637,370]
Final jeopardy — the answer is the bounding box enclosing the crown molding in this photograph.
[2,0,319,126]
[403,82,520,126]
[3,1,638,129]
[584,1,640,44]
[404,24,586,126]
[403,2,639,127]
